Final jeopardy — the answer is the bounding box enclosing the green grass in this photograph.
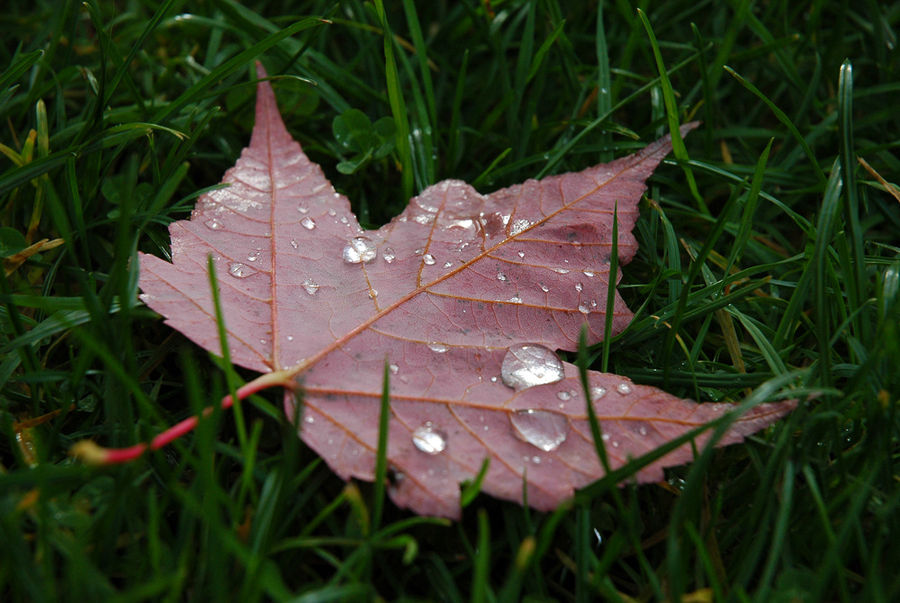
[2,1,899,600]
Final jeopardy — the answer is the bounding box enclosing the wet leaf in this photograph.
[137,65,793,518]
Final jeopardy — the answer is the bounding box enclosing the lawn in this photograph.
[1,1,898,601]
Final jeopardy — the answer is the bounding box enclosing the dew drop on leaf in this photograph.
[423,253,436,265]
[591,386,607,400]
[510,219,532,236]
[510,409,568,452]
[302,278,320,295]
[508,295,523,304]
[497,272,508,282]
[228,262,255,278]
[500,344,564,390]
[412,422,447,455]
[342,237,377,264]
[247,250,261,262]
[575,282,583,292]
[383,247,396,263]
[427,342,449,353]
[301,217,316,230]
[205,218,223,230]
[556,390,572,401]
[578,303,590,314]
[616,382,632,395]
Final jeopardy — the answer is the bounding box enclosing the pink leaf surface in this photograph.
[138,65,793,518]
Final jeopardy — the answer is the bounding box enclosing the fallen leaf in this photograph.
[136,64,792,518]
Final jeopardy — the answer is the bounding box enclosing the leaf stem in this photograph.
[70,370,295,465]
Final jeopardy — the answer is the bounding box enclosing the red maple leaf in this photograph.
[92,65,793,518]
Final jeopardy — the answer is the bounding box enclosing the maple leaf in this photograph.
[131,65,793,519]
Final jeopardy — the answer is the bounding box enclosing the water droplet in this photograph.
[556,390,572,401]
[304,415,315,424]
[286,335,294,341]
[517,251,525,259]
[205,218,223,230]
[311,183,327,194]
[302,278,319,295]
[500,344,565,390]
[290,240,299,249]
[414,247,424,255]
[508,295,523,304]
[539,283,550,293]
[228,262,255,278]
[510,219,532,236]
[575,282,583,292]
[383,247,396,263]
[389,363,399,374]
[612,440,620,448]
[583,270,595,277]
[578,303,590,314]
[497,272,508,282]
[301,217,316,230]
[342,237,377,264]
[367,289,378,299]
[510,409,568,452]
[412,422,447,455]
[297,205,309,214]
[327,208,336,217]
[531,455,541,464]
[554,268,570,274]
[247,250,261,262]
[617,382,632,395]
[423,253,436,265]
[591,386,607,400]
[638,425,648,436]
[443,261,452,268]
[427,342,449,353]
[490,376,498,383]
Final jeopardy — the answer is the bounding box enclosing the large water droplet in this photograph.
[302,278,319,295]
[423,253,436,265]
[412,422,447,455]
[500,344,565,390]
[427,342,449,353]
[510,409,568,452]
[228,262,255,278]
[616,382,632,395]
[383,247,396,263]
[578,303,590,314]
[301,217,316,230]
[342,237,377,264]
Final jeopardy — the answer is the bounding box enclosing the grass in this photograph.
[2,0,899,600]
